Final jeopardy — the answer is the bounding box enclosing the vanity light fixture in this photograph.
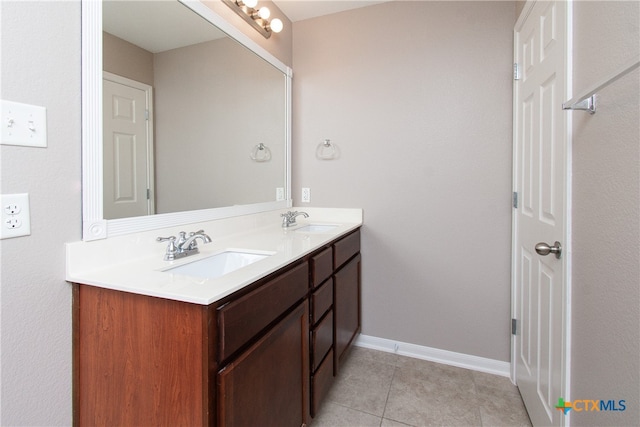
[223,0,284,39]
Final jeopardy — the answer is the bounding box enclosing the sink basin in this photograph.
[163,250,274,279]
[295,224,338,233]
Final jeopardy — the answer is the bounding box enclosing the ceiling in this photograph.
[272,0,391,22]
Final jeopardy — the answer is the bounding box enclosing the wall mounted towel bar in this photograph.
[563,55,640,114]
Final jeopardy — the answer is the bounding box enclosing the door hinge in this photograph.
[512,191,518,208]
[146,188,151,200]
[513,63,520,80]
[512,318,518,335]
[145,109,149,120]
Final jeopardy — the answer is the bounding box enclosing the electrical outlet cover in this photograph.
[1,193,31,239]
[302,188,311,203]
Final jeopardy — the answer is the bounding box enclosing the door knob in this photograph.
[535,241,562,259]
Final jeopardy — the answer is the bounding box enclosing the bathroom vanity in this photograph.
[75,1,360,424]
[68,209,362,426]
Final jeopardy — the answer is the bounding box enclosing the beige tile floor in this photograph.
[311,346,532,427]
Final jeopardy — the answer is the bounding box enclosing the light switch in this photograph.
[1,100,47,148]
[1,193,31,239]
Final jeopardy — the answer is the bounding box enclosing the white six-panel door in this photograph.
[103,73,154,219]
[513,1,570,426]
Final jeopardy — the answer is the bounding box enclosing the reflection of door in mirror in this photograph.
[103,73,155,219]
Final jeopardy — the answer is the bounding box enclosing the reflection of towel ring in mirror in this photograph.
[250,143,272,162]
[316,139,338,160]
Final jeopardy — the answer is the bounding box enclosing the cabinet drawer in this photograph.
[311,278,333,325]
[311,349,334,417]
[218,262,309,362]
[310,247,333,288]
[311,311,333,371]
[333,229,360,269]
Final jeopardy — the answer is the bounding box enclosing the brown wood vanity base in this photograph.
[73,228,361,426]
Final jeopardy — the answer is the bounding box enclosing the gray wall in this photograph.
[103,32,155,86]
[570,1,639,425]
[0,1,81,425]
[292,1,516,361]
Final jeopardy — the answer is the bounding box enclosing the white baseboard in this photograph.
[354,334,511,378]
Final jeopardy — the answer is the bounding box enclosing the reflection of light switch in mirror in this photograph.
[276,188,284,201]
[1,100,47,148]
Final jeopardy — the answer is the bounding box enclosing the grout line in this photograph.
[379,365,397,424]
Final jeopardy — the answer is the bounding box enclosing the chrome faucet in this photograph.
[281,211,309,228]
[157,229,211,261]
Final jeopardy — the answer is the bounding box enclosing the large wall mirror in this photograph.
[82,0,292,241]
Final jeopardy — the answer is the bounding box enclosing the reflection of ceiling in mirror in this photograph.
[103,0,227,53]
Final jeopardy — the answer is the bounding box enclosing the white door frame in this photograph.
[103,71,155,217]
[511,0,573,425]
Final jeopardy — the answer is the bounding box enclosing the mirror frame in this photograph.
[81,0,292,241]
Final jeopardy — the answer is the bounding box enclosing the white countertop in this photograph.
[66,208,363,305]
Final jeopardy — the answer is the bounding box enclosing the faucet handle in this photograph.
[156,236,178,260]
[176,231,188,247]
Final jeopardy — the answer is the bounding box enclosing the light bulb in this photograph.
[270,18,283,33]
[243,0,258,8]
[257,6,270,19]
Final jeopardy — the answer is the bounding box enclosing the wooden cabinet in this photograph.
[308,228,361,416]
[216,262,310,426]
[73,227,361,426]
[74,260,310,427]
[217,302,309,426]
[308,274,335,417]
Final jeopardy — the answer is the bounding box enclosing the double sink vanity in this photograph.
[67,208,363,426]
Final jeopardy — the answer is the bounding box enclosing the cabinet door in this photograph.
[334,254,361,372]
[217,301,309,427]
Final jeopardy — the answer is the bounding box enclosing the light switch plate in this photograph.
[1,100,47,147]
[1,193,31,239]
